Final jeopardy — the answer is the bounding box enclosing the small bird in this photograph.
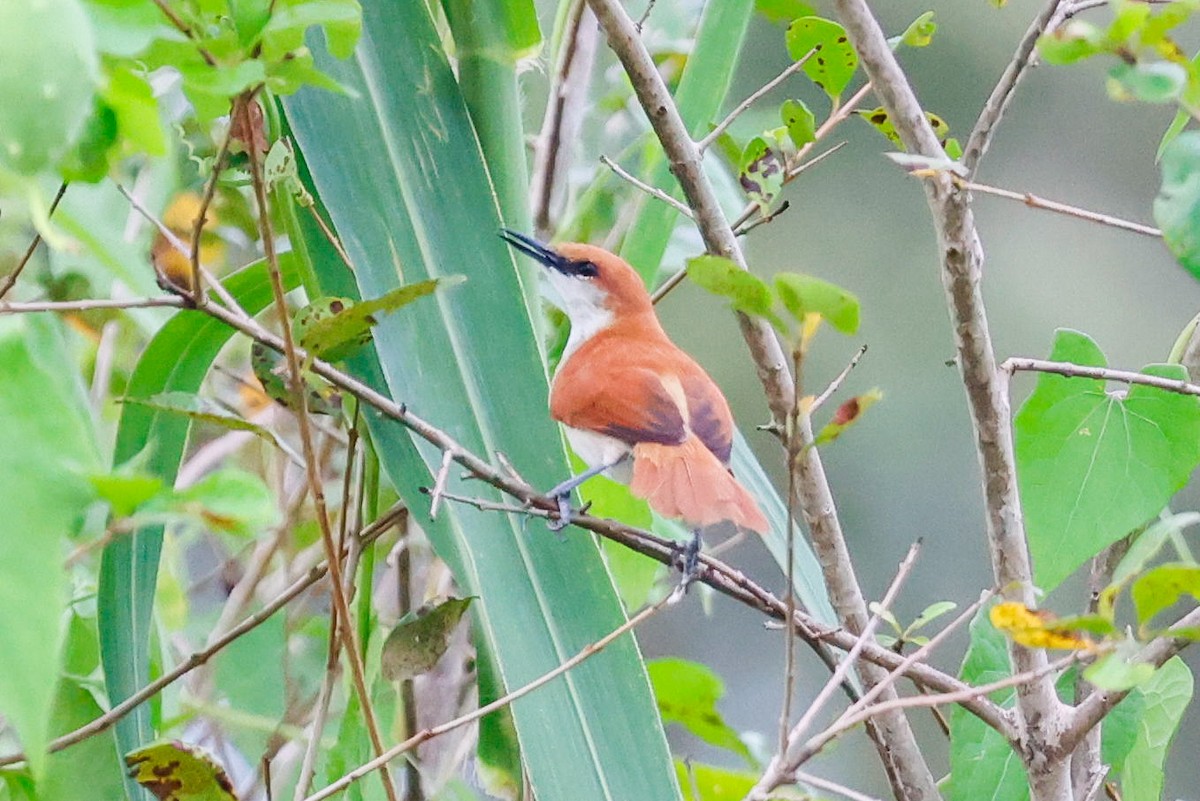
[500,230,769,578]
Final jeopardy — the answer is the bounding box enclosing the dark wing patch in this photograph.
[683,374,733,464]
[552,367,688,447]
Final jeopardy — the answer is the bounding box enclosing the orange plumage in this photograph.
[500,230,768,535]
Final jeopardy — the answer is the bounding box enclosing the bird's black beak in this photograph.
[499,229,596,278]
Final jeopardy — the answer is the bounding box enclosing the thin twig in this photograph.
[149,0,216,65]
[0,297,185,314]
[957,179,1162,237]
[792,771,882,801]
[0,182,68,300]
[1002,357,1200,396]
[600,155,694,218]
[734,200,792,238]
[697,51,815,153]
[301,587,684,801]
[810,345,868,415]
[426,450,456,520]
[245,102,399,801]
[190,100,241,305]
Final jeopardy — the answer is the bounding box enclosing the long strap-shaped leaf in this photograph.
[282,4,680,800]
[100,258,300,800]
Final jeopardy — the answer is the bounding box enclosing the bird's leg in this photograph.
[543,454,630,531]
[680,529,703,590]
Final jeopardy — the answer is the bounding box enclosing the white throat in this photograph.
[546,270,614,368]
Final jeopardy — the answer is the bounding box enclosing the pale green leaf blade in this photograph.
[1121,657,1192,801]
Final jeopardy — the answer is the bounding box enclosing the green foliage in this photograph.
[1132,563,1200,630]
[674,761,761,801]
[0,317,101,776]
[872,599,956,648]
[1155,131,1200,277]
[1014,329,1200,591]
[296,279,452,361]
[738,137,785,213]
[1120,657,1193,801]
[126,742,237,801]
[780,99,816,147]
[648,659,754,765]
[381,597,473,682]
[786,17,858,99]
[893,11,938,49]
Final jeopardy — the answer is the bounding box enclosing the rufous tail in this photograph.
[629,436,769,533]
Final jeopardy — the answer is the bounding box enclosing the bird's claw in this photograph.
[547,491,573,532]
[678,530,703,592]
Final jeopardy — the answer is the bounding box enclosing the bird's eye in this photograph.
[572,260,599,279]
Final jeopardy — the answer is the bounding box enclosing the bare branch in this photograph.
[960,179,1162,237]
[301,587,683,801]
[792,771,883,801]
[189,101,240,306]
[810,344,869,415]
[697,51,815,153]
[0,182,67,300]
[426,449,456,520]
[961,0,1065,174]
[600,154,695,218]
[1003,357,1200,396]
[0,297,185,314]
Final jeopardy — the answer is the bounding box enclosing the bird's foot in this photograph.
[547,490,574,532]
[678,529,703,592]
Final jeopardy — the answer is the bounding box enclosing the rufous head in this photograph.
[500,230,653,324]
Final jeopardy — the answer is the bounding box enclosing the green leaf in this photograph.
[1131,563,1200,628]
[898,11,937,48]
[773,272,860,333]
[0,317,101,776]
[261,0,362,60]
[786,17,858,98]
[904,600,957,638]
[1101,687,1145,775]
[1156,108,1190,163]
[381,597,473,682]
[0,0,100,174]
[1154,130,1200,278]
[283,3,683,797]
[675,761,760,801]
[780,98,816,147]
[102,66,168,157]
[754,0,815,25]
[648,659,754,765]
[296,279,448,360]
[856,107,951,149]
[174,468,280,537]
[738,136,784,212]
[58,99,118,182]
[1037,21,1104,65]
[686,255,779,323]
[42,673,126,801]
[947,612,1028,801]
[120,391,292,455]
[126,742,238,801]
[1085,641,1157,691]
[83,0,180,58]
[90,472,166,519]
[1108,61,1188,103]
[1111,512,1200,587]
[1120,656,1192,801]
[1014,329,1200,591]
[231,0,272,47]
[214,612,286,720]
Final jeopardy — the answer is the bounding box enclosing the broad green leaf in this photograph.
[0,316,101,776]
[90,472,166,519]
[58,99,118,183]
[738,136,784,212]
[283,3,683,797]
[42,677,126,801]
[83,0,179,58]
[1131,563,1200,628]
[648,659,754,765]
[102,66,168,157]
[174,468,280,538]
[856,107,951,149]
[620,0,754,280]
[261,0,362,60]
[774,272,860,333]
[381,597,473,682]
[296,279,448,360]
[102,257,301,798]
[214,612,286,721]
[120,391,290,455]
[0,0,99,175]
[126,742,238,801]
[1101,687,1145,775]
[1108,62,1187,102]
[780,99,816,147]
[786,17,858,99]
[687,255,779,322]
[1121,656,1192,801]
[947,612,1028,801]
[1154,131,1200,277]
[1015,329,1200,591]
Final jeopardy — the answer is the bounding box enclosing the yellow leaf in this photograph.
[989,601,1092,650]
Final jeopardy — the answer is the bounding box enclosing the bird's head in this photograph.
[500,230,653,326]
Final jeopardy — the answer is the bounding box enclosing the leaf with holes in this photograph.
[785,17,857,98]
[125,741,238,801]
[738,136,784,213]
[780,98,816,147]
[1015,329,1200,591]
